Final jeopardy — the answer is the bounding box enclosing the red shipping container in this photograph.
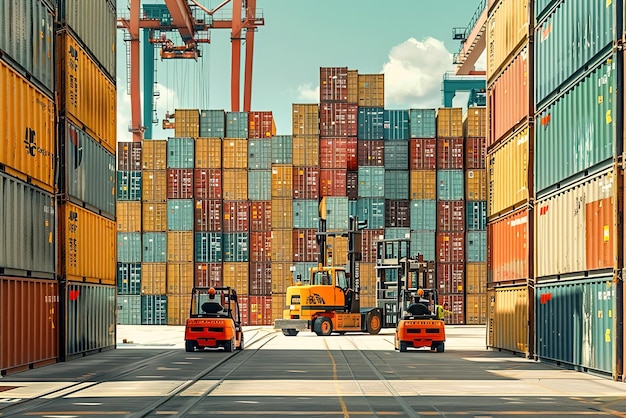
[248,295,272,326]
[194,169,222,199]
[465,137,486,169]
[194,199,222,231]
[195,263,223,287]
[409,138,437,170]
[320,138,348,168]
[346,137,357,170]
[319,102,358,137]
[248,111,274,139]
[436,263,464,294]
[319,169,347,197]
[292,229,319,262]
[250,231,271,262]
[238,295,250,325]
[437,201,465,232]
[439,293,465,325]
[117,141,142,171]
[437,137,464,169]
[346,171,358,200]
[488,207,529,284]
[362,229,384,262]
[223,201,249,232]
[436,232,465,263]
[167,169,194,199]
[250,201,271,231]
[385,200,410,228]
[320,67,348,102]
[357,140,385,167]
[292,166,319,200]
[249,262,272,295]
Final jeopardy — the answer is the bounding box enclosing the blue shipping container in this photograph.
[117,263,141,295]
[248,170,271,201]
[357,107,385,140]
[195,232,223,263]
[324,197,349,231]
[141,294,168,325]
[225,112,249,138]
[223,232,249,262]
[411,230,436,261]
[167,199,194,231]
[117,295,142,325]
[271,135,293,164]
[466,201,487,230]
[293,199,319,229]
[383,109,409,140]
[167,137,195,169]
[384,140,409,170]
[142,232,167,262]
[437,170,464,201]
[384,170,409,200]
[356,198,385,230]
[248,139,272,169]
[117,232,142,263]
[358,167,385,198]
[199,109,225,138]
[466,231,487,262]
[117,171,142,201]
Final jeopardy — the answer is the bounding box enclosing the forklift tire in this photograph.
[313,317,332,336]
[399,341,408,352]
[224,338,234,352]
[365,311,382,335]
[282,329,299,337]
[436,342,445,353]
[185,341,195,352]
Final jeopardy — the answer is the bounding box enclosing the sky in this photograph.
[116,0,485,139]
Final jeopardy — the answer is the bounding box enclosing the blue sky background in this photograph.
[116,0,485,139]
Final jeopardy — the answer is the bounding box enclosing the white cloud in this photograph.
[381,37,455,109]
[296,83,319,102]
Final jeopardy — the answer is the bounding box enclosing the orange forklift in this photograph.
[184,286,244,352]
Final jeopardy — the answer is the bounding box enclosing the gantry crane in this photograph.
[117,0,264,142]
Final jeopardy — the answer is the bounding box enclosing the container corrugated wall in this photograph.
[409,109,436,138]
[486,0,530,81]
[487,285,530,355]
[488,208,529,284]
[195,138,222,168]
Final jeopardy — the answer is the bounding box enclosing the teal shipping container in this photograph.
[117,232,142,263]
[248,170,271,201]
[411,230,436,261]
[167,137,195,169]
[324,197,349,231]
[466,231,487,263]
[535,0,556,22]
[410,199,436,231]
[293,199,319,229]
[384,140,409,170]
[385,227,411,241]
[195,232,223,263]
[117,263,141,295]
[356,198,385,230]
[293,262,317,284]
[384,170,409,200]
[142,232,167,262]
[223,232,249,262]
[535,278,614,374]
[358,167,385,198]
[117,295,141,325]
[357,107,384,140]
[409,109,436,138]
[248,139,271,169]
[535,57,615,193]
[437,170,464,201]
[167,199,194,231]
[199,109,225,138]
[383,109,409,140]
[141,294,168,325]
[466,201,487,230]
[535,0,615,106]
[225,112,249,138]
[117,171,142,201]
[271,135,293,164]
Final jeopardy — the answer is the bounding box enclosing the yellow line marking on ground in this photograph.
[324,339,349,418]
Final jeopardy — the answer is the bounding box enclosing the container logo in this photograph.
[69,125,83,169]
[23,127,53,158]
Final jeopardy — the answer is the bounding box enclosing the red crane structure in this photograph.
[117,0,264,142]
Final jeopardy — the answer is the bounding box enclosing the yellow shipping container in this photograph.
[167,231,194,262]
[167,293,191,325]
[141,262,167,294]
[486,0,530,81]
[271,198,293,229]
[358,74,385,107]
[271,262,293,294]
[142,202,167,232]
[292,135,319,167]
[174,109,200,138]
[270,229,293,262]
[142,170,167,202]
[223,262,249,294]
[466,293,487,325]
[347,69,358,103]
[195,137,222,168]
[222,169,248,200]
[271,165,293,198]
[326,236,348,266]
[487,285,529,354]
[222,138,248,169]
[61,202,116,284]
[466,262,487,294]
[58,32,116,153]
[487,125,529,217]
[271,293,286,322]
[116,201,141,232]
[0,60,55,192]
[359,263,378,308]
[436,108,463,137]
[410,170,437,200]
[292,104,319,136]
[466,169,487,201]
[464,107,487,137]
[167,262,194,294]
[142,140,167,170]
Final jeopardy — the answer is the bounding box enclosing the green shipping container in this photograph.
[324,197,349,231]
[117,295,142,325]
[293,199,319,229]
[385,227,411,241]
[437,170,464,201]
[535,278,614,374]
[248,170,271,201]
[225,112,249,138]
[117,263,141,295]
[384,140,409,170]
[117,171,142,201]
[357,107,384,140]
[117,232,142,263]
[271,135,293,164]
[410,199,436,231]
[142,232,167,262]
[223,232,249,262]
[141,294,168,325]
[466,201,487,230]
[167,137,195,169]
[409,108,436,138]
[466,231,487,263]
[195,232,223,263]
[383,109,409,140]
[384,170,409,200]
[248,139,271,169]
[358,167,385,198]
[410,230,435,261]
[356,198,385,230]
[167,199,194,231]
[199,109,225,138]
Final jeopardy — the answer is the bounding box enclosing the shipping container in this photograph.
[292,229,318,262]
[437,137,464,169]
[358,74,384,107]
[166,262,194,294]
[167,231,194,262]
[167,137,195,169]
[0,172,55,276]
[409,138,437,170]
[466,169,487,201]
[437,263,464,294]
[58,32,116,153]
[142,202,168,232]
[61,203,116,284]
[467,231,487,262]
[319,102,358,137]
[384,140,409,170]
[383,109,409,140]
[357,107,384,140]
[117,201,141,232]
[355,198,385,230]
[384,170,409,200]
[174,109,199,138]
[117,295,141,325]
[291,262,317,285]
[357,140,384,167]
[292,166,319,200]
[436,108,463,138]
[193,168,222,200]
[271,135,293,164]
[249,262,272,295]
[410,200,436,231]
[0,59,55,191]
[466,263,487,294]
[292,135,319,166]
[384,227,411,241]
[225,112,249,138]
[248,295,272,326]
[271,263,292,294]
[347,69,358,104]
[319,168,347,197]
[488,207,529,284]
[250,231,271,262]
[195,263,223,287]
[222,169,248,200]
[222,262,249,294]
[360,263,378,307]
[466,293,487,325]
[410,170,437,200]
[117,141,142,171]
[437,170,464,201]
[410,231,436,266]
[320,67,348,102]
[141,263,167,294]
[292,104,319,136]
[438,293,464,324]
[248,170,271,201]
[385,200,410,228]
[535,169,613,277]
[409,109,436,139]
[248,111,274,139]
[271,293,286,322]
[323,197,349,231]
[466,201,487,230]
[167,199,194,231]
[117,232,142,263]
[293,199,319,229]
[270,229,292,262]
[166,294,190,325]
[239,295,250,325]
[141,294,168,325]
[320,138,349,169]
[250,201,272,232]
[362,229,384,262]
[117,171,142,201]
[223,201,250,232]
[167,169,194,199]
[141,170,167,202]
[465,137,487,169]
[348,138,360,170]
[194,137,222,168]
[486,0,530,81]
[437,200,465,232]
[248,139,271,169]
[142,139,167,170]
[326,235,349,266]
[141,233,167,265]
[487,285,530,355]
[199,109,225,138]
[195,232,223,263]
[357,167,385,198]
[271,198,293,229]
[436,232,465,263]
[346,171,358,200]
[222,138,248,169]
[223,232,249,262]
[0,277,58,375]
[464,107,487,137]
[271,165,293,198]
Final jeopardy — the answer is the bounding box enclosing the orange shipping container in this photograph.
[222,138,248,169]
[486,0,530,81]
[174,109,199,138]
[60,202,116,284]
[436,108,463,137]
[358,74,385,107]
[466,169,487,201]
[271,229,293,262]
[167,262,194,294]
[463,107,487,137]
[223,262,249,294]
[487,285,530,355]
[271,262,293,294]
[292,104,319,136]
[142,170,167,202]
[195,137,222,168]
[141,262,167,294]
[58,32,116,153]
[466,263,487,294]
[116,201,141,232]
[222,169,248,200]
[167,231,194,262]
[292,135,319,166]
[0,60,55,192]
[410,170,437,200]
[271,292,286,322]
[487,207,529,284]
[142,202,168,232]
[271,165,293,198]
[271,198,293,229]
[167,293,191,325]
[142,140,167,170]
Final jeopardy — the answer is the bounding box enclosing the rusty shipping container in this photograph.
[487,285,531,356]
[167,262,194,294]
[358,140,385,167]
[410,170,437,200]
[195,137,222,168]
[320,169,347,197]
[250,231,271,262]
[465,137,487,169]
[250,201,271,231]
[248,295,272,326]
[57,31,116,154]
[141,262,167,294]
[346,171,358,200]
[0,59,55,192]
[0,277,58,375]
[222,169,248,201]
[293,166,319,200]
[385,200,410,228]
[437,137,464,169]
[142,140,167,170]
[167,169,194,199]
[320,138,350,169]
[248,111,275,139]
[464,107,487,137]
[358,74,385,107]
[292,229,318,262]
[439,293,465,325]
[409,138,437,170]
[436,232,465,263]
[117,201,141,232]
[437,263,464,294]
[292,104,319,136]
[250,262,272,295]
[174,109,200,138]
[142,202,167,232]
[320,67,348,102]
[488,207,529,284]
[466,169,487,201]
[223,201,250,232]
[319,102,358,137]
[437,200,465,232]
[436,108,463,138]
[486,0,530,81]
[117,142,142,171]
[193,168,222,200]
[195,262,223,288]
